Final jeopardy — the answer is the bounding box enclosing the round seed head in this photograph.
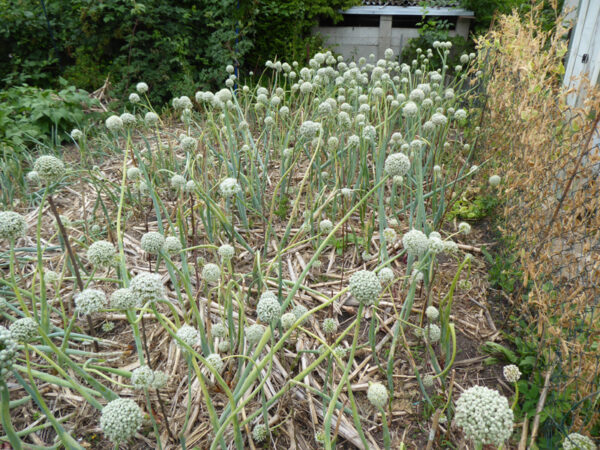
[144,111,159,125]
[367,382,389,408]
[141,232,165,254]
[319,219,333,234]
[170,174,186,190]
[489,175,501,187]
[205,353,224,373]
[0,326,17,378]
[423,324,441,342]
[74,289,107,315]
[0,211,28,240]
[257,292,281,323]
[454,386,514,446]
[349,270,381,306]
[212,323,228,338]
[458,222,471,235]
[44,270,60,284]
[136,82,149,93]
[503,364,521,383]
[402,229,429,257]
[422,374,434,387]
[384,153,410,177]
[100,398,143,443]
[163,236,182,255]
[176,325,200,349]
[33,155,65,184]
[131,365,154,389]
[292,304,308,322]
[9,317,38,343]
[322,318,338,334]
[218,244,234,261]
[245,324,265,346]
[202,263,221,284]
[129,272,164,303]
[252,424,268,442]
[425,306,439,321]
[120,113,136,126]
[563,433,596,450]
[110,288,140,309]
[105,115,123,132]
[127,167,141,180]
[87,240,116,267]
[219,178,242,197]
[71,128,84,140]
[378,267,395,284]
[281,312,296,329]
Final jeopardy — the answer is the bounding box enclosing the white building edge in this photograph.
[314,1,474,61]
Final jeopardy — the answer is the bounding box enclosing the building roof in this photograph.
[362,0,460,5]
[345,2,474,17]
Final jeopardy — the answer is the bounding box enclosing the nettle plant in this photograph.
[0,43,521,449]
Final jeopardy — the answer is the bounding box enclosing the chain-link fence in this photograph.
[474,9,599,446]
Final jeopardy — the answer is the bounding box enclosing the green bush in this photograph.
[0,0,358,106]
[0,81,99,147]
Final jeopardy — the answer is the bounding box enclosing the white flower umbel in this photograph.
[0,326,17,378]
[105,115,123,132]
[144,111,159,125]
[423,324,441,342]
[33,155,65,184]
[176,325,200,349]
[322,318,338,334]
[378,267,395,284]
[503,365,521,383]
[402,229,429,257]
[170,174,186,191]
[349,270,381,306]
[458,222,471,235]
[252,424,268,442]
[201,263,221,284]
[129,93,140,103]
[131,365,155,389]
[163,236,182,255]
[140,231,165,254]
[205,353,224,373]
[281,312,296,329]
[319,219,333,234]
[489,175,501,187]
[367,383,389,408]
[384,153,411,177]
[100,398,143,443]
[563,433,596,450]
[0,211,27,240]
[298,121,322,140]
[454,386,514,447]
[218,244,234,261]
[219,178,242,198]
[70,128,84,140]
[136,82,149,93]
[110,288,139,309]
[425,306,439,321]
[256,292,281,323]
[74,289,107,315]
[9,317,38,343]
[130,272,165,303]
[211,323,228,338]
[87,240,116,267]
[245,324,265,346]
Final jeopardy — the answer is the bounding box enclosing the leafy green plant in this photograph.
[0,81,98,147]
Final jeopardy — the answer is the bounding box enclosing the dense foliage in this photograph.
[1,0,357,105]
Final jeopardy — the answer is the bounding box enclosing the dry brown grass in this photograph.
[475,6,600,434]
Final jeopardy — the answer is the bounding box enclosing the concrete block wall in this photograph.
[316,14,472,62]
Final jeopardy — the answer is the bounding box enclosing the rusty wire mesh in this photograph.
[474,8,600,444]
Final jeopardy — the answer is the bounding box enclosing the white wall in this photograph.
[316,16,469,62]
